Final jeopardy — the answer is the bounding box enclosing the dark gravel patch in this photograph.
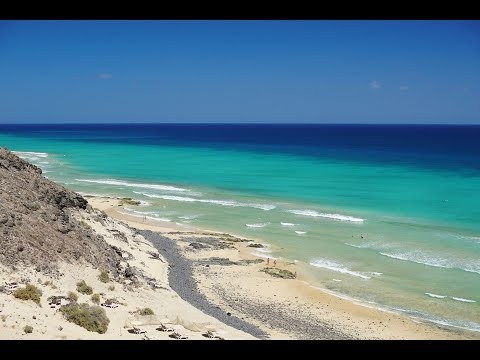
[212,285,353,340]
[138,230,268,339]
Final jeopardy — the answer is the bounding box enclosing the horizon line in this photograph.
[1,122,480,126]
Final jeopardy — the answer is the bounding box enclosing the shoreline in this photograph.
[89,196,480,339]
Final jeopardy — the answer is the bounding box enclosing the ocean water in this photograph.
[1,124,479,332]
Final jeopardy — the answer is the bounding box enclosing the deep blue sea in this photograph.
[1,124,479,332]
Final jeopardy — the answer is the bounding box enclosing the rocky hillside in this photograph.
[0,147,122,276]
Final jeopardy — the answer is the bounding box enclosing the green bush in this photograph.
[91,293,100,304]
[137,308,154,316]
[13,284,42,304]
[60,302,110,334]
[76,280,93,295]
[24,325,33,334]
[67,291,78,302]
[98,271,110,283]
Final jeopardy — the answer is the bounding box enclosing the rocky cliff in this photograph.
[0,147,122,276]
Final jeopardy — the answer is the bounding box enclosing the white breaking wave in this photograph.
[179,215,200,220]
[451,297,476,303]
[287,209,364,223]
[252,252,277,260]
[369,272,383,276]
[139,194,276,211]
[246,223,269,228]
[332,279,343,282]
[254,247,272,254]
[295,231,307,235]
[119,212,171,222]
[122,208,172,216]
[310,258,371,279]
[13,151,49,158]
[425,293,447,299]
[75,178,189,192]
[380,251,480,275]
[281,222,296,226]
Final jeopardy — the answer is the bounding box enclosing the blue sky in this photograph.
[0,20,479,124]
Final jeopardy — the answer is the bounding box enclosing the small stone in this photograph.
[226,312,231,316]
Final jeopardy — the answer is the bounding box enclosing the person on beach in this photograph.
[273,260,277,267]
[143,215,146,222]
[266,258,270,266]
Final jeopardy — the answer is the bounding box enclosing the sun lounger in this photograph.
[128,327,146,334]
[101,302,118,308]
[202,330,216,338]
[155,323,174,332]
[202,330,225,340]
[169,331,188,339]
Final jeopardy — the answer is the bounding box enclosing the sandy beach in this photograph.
[83,196,479,340]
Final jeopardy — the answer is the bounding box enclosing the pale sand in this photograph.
[88,196,480,340]
[0,200,254,340]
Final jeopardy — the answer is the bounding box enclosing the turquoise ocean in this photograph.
[0,124,479,332]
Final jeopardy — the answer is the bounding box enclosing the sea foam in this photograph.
[425,293,447,299]
[13,151,49,158]
[139,194,276,211]
[451,297,476,303]
[281,222,296,226]
[380,251,480,275]
[75,178,188,192]
[310,258,371,279]
[295,231,307,235]
[119,211,171,222]
[287,209,364,223]
[246,223,269,228]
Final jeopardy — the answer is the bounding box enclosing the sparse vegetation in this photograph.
[260,267,296,279]
[247,243,264,248]
[91,293,100,304]
[1,315,6,322]
[0,285,5,293]
[108,284,115,291]
[76,280,93,295]
[98,271,110,283]
[137,308,154,316]
[120,197,141,206]
[67,291,78,302]
[23,325,33,334]
[59,302,110,334]
[13,284,42,304]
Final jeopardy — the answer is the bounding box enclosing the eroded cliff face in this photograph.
[0,147,122,276]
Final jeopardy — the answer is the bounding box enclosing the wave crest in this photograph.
[138,194,276,211]
[287,209,364,223]
[310,258,371,279]
[76,178,189,192]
